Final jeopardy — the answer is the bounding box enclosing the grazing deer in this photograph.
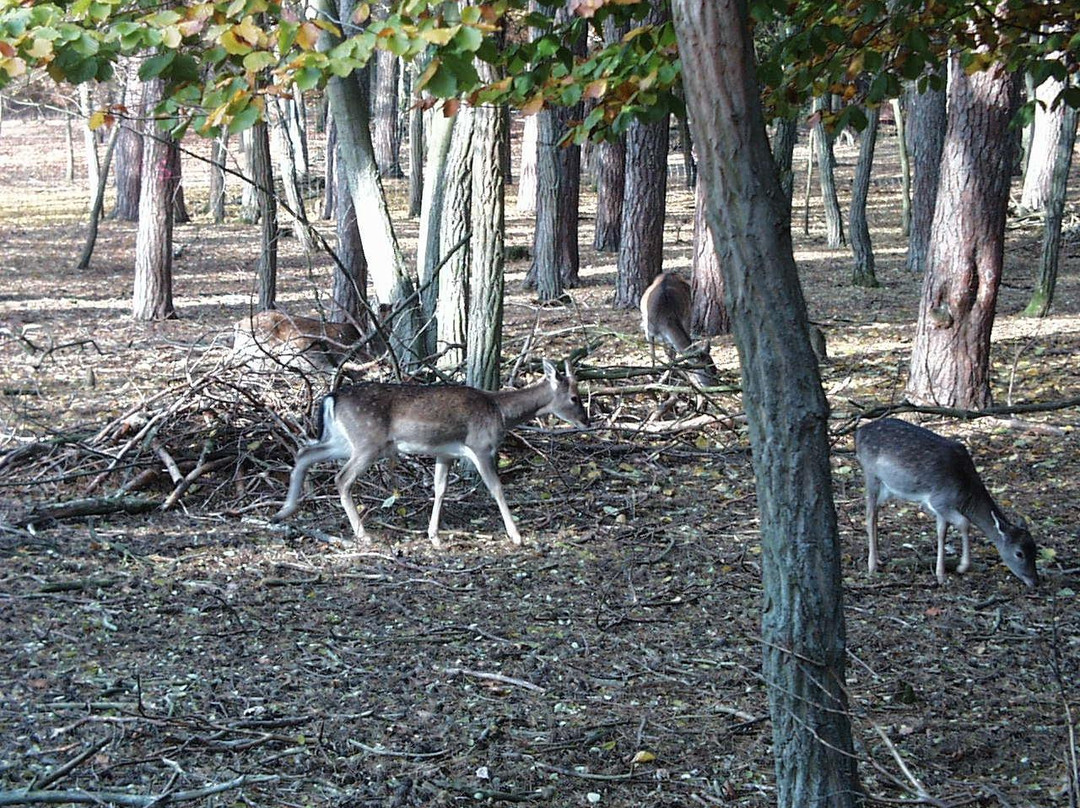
[855,418,1038,588]
[273,359,589,547]
[639,272,718,387]
[232,307,389,373]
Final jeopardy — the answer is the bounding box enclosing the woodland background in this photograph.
[1,103,1079,806]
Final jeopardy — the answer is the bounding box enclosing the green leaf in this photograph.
[293,65,323,91]
[138,50,175,80]
[423,62,457,96]
[227,102,260,133]
[242,50,276,72]
[454,25,482,53]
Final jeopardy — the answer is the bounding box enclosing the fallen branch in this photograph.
[443,666,545,693]
[18,496,158,527]
[0,774,279,806]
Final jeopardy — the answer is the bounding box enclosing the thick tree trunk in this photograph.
[906,57,1021,409]
[251,120,278,312]
[465,80,506,393]
[849,105,880,288]
[673,2,862,805]
[417,104,458,360]
[132,78,175,321]
[1024,98,1077,317]
[691,177,729,335]
[526,108,564,301]
[112,61,144,222]
[167,141,189,224]
[436,108,473,371]
[905,73,946,275]
[614,113,668,308]
[554,98,582,287]
[593,136,625,252]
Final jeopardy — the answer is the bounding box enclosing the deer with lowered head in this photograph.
[273,359,589,547]
[855,418,1038,588]
[639,272,718,387]
[232,307,389,374]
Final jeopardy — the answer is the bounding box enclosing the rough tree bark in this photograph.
[849,105,880,288]
[251,119,278,312]
[372,50,403,179]
[904,72,946,275]
[673,1,862,805]
[691,177,729,335]
[1020,74,1067,213]
[132,77,175,321]
[906,56,1021,409]
[112,60,144,222]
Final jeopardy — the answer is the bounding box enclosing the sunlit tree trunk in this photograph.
[112,60,143,222]
[132,78,175,321]
[1020,74,1067,213]
[691,177,729,335]
[906,56,1021,409]
[813,96,845,247]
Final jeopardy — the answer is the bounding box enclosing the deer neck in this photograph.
[491,379,554,430]
[961,485,1011,546]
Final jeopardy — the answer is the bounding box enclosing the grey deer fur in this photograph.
[855,418,1038,588]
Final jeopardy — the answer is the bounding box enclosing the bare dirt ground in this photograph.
[1,115,1079,807]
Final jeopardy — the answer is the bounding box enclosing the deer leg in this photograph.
[865,485,880,575]
[334,449,378,541]
[934,515,949,585]
[957,519,972,574]
[274,442,349,521]
[466,448,522,545]
[428,457,451,548]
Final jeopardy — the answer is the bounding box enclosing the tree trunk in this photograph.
[272,96,314,253]
[331,140,369,329]
[78,84,100,202]
[325,0,421,371]
[813,96,845,247]
[239,127,259,223]
[554,94,582,287]
[251,120,278,312]
[132,78,176,321]
[593,136,625,252]
[906,57,1021,409]
[407,63,424,218]
[323,119,337,220]
[904,73,946,274]
[1019,75,1066,213]
[112,61,144,221]
[208,131,227,223]
[372,50,403,179]
[849,105,880,288]
[526,108,564,301]
[167,141,190,224]
[417,104,458,361]
[673,2,862,805]
[465,75,506,393]
[614,112,668,308]
[1024,97,1077,317]
[771,115,797,209]
[691,177,730,335]
[890,97,911,237]
[436,107,473,371]
[77,121,121,270]
[516,114,538,216]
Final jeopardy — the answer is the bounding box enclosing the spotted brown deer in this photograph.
[273,359,589,547]
[639,272,718,387]
[232,307,389,373]
[855,418,1038,588]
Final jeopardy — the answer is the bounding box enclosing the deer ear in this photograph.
[542,359,557,382]
[563,359,576,382]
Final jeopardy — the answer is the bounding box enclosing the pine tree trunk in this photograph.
[527,108,564,301]
[436,108,474,371]
[1019,75,1066,212]
[372,50,403,179]
[112,61,144,222]
[614,113,668,308]
[906,57,1021,409]
[516,114,538,216]
[331,142,368,328]
[813,97,845,247]
[691,178,730,335]
[132,78,175,321]
[771,115,797,208]
[593,136,625,252]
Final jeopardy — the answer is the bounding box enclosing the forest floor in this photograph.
[1,114,1079,807]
